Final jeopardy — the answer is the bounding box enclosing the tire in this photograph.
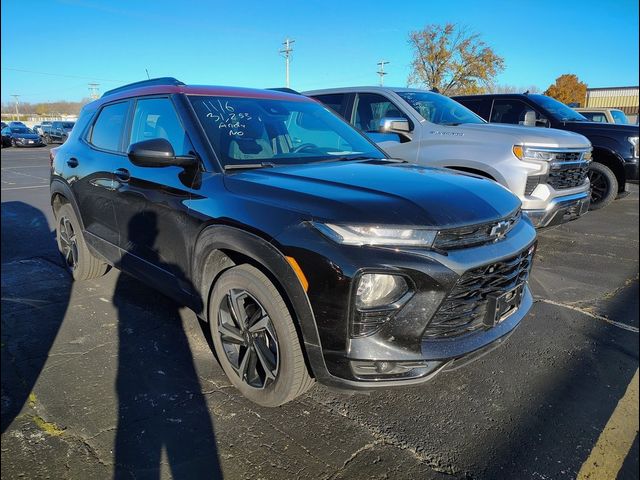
[588,162,618,210]
[44,134,51,145]
[209,264,314,406]
[55,204,110,280]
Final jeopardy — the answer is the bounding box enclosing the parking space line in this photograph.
[577,369,639,480]
[1,185,49,191]
[536,298,640,333]
[1,166,49,170]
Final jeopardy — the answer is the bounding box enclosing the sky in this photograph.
[1,0,638,103]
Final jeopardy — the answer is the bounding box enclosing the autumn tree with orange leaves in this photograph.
[544,74,588,105]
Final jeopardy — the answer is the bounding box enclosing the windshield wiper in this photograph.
[224,162,276,171]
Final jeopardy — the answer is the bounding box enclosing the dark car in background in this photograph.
[50,77,537,406]
[454,93,640,209]
[43,121,75,144]
[34,121,52,136]
[1,125,44,148]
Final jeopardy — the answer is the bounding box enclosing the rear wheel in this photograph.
[588,162,618,210]
[209,264,314,406]
[56,204,110,280]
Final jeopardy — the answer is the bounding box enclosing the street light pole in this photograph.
[376,60,389,86]
[280,38,295,88]
[11,94,20,121]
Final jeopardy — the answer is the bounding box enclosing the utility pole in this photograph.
[11,94,20,121]
[376,60,389,86]
[88,83,100,100]
[280,38,295,88]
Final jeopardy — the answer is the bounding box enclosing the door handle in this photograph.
[114,168,130,182]
[67,157,79,168]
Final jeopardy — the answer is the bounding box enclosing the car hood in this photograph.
[451,123,591,148]
[563,121,639,136]
[224,160,520,227]
[12,133,40,140]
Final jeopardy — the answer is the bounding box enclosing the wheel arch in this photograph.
[445,165,498,181]
[592,146,626,192]
[192,225,326,378]
[50,179,85,230]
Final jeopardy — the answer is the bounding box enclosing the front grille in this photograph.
[434,209,521,250]
[548,163,589,190]
[423,245,535,339]
[553,151,583,162]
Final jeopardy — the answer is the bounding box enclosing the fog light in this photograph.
[356,274,408,308]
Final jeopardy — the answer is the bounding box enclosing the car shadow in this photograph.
[1,201,71,433]
[112,211,222,479]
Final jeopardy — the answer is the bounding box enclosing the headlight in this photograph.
[513,145,556,161]
[629,136,639,158]
[583,150,593,161]
[312,223,437,247]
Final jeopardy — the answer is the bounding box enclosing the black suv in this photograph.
[50,78,537,406]
[43,121,75,144]
[454,93,640,209]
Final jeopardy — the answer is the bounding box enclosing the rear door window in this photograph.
[90,101,130,152]
[312,93,348,117]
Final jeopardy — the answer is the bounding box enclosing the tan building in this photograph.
[584,86,639,123]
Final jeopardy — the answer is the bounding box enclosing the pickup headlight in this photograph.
[629,136,639,158]
[312,223,437,247]
[513,145,556,161]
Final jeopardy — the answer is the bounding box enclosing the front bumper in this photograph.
[524,191,590,228]
[624,157,639,182]
[284,216,538,390]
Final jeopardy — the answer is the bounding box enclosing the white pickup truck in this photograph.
[305,86,593,228]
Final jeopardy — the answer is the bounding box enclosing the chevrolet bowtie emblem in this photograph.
[490,220,510,239]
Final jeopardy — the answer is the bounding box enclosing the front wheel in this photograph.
[209,264,314,406]
[588,162,618,210]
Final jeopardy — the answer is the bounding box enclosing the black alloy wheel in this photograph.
[58,215,79,271]
[217,288,279,389]
[588,162,618,210]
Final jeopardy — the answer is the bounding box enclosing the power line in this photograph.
[376,60,389,86]
[279,38,295,88]
[1,67,127,83]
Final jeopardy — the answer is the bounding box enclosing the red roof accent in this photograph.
[88,84,310,109]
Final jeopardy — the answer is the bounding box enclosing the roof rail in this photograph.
[101,77,185,98]
[267,87,301,95]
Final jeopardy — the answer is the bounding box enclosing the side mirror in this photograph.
[127,138,197,168]
[378,117,410,134]
[523,110,537,127]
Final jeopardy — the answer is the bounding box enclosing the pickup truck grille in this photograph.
[548,163,590,190]
[434,209,522,250]
[423,244,535,339]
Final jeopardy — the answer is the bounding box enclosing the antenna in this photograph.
[145,69,150,80]
[377,60,389,86]
[280,38,295,88]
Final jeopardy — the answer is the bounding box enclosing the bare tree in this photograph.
[408,23,505,95]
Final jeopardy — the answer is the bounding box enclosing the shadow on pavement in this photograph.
[1,201,71,433]
[112,212,222,479]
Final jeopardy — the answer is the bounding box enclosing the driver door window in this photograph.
[130,98,190,155]
[352,93,409,132]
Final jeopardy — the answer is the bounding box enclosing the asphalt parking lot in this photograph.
[1,146,638,480]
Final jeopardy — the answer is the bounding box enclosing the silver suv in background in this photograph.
[306,87,593,228]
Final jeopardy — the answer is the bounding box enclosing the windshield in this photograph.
[395,91,485,125]
[189,95,384,167]
[10,127,30,134]
[529,95,587,122]
[610,110,629,124]
[62,122,75,129]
